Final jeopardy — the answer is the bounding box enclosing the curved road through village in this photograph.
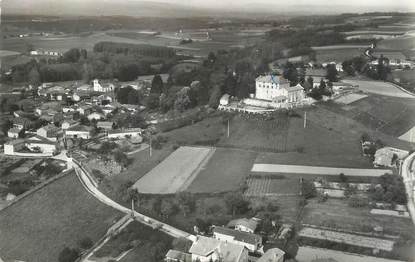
[401,152,415,225]
[54,151,196,242]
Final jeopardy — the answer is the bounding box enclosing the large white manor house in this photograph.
[255,75,304,104]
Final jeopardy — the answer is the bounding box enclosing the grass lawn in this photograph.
[314,47,367,63]
[218,114,289,152]
[163,115,225,145]
[186,147,257,193]
[93,221,172,262]
[321,96,415,138]
[0,172,121,262]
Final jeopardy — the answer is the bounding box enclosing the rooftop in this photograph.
[284,84,304,92]
[227,218,258,231]
[66,125,93,132]
[108,128,142,134]
[165,249,192,262]
[256,75,289,85]
[257,248,285,262]
[213,226,262,245]
[189,235,246,261]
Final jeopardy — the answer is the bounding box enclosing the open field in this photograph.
[342,79,414,98]
[334,93,368,104]
[314,48,367,63]
[0,172,121,262]
[296,246,405,262]
[186,147,257,193]
[0,50,20,57]
[322,95,415,138]
[252,164,391,176]
[133,146,214,194]
[302,199,415,237]
[218,114,289,152]
[378,34,415,51]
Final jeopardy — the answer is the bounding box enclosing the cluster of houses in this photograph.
[165,218,285,262]
[3,79,146,157]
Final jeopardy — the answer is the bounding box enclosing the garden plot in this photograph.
[245,176,300,197]
[252,164,391,177]
[133,146,215,194]
[299,227,395,251]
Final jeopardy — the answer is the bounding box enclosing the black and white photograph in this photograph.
[0,0,415,261]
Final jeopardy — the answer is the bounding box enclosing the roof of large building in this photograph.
[256,75,289,85]
[108,128,142,134]
[284,84,304,92]
[66,125,93,132]
[213,226,262,245]
[165,249,192,262]
[257,248,285,262]
[227,218,258,232]
[189,236,246,261]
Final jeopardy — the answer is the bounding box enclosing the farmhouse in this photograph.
[3,140,25,155]
[220,94,230,106]
[97,121,115,130]
[165,249,192,262]
[212,226,262,252]
[227,218,258,234]
[257,248,285,262]
[65,125,93,139]
[87,112,105,121]
[61,119,79,130]
[108,128,142,140]
[8,128,22,139]
[373,147,409,167]
[92,79,115,92]
[36,124,60,142]
[189,235,249,262]
[25,136,57,154]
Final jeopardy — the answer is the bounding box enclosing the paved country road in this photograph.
[252,163,392,177]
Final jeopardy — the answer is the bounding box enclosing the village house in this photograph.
[4,140,25,155]
[97,121,115,130]
[108,128,142,141]
[87,112,105,121]
[13,117,31,130]
[212,226,262,252]
[101,104,116,116]
[165,249,192,262]
[220,94,230,106]
[65,125,93,139]
[36,124,60,142]
[305,68,327,88]
[227,218,258,234]
[25,135,57,154]
[77,104,93,115]
[7,127,23,139]
[257,248,285,262]
[61,119,79,130]
[92,79,115,92]
[189,235,249,262]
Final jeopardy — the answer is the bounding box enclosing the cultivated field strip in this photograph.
[299,227,395,251]
[133,146,214,194]
[252,164,392,176]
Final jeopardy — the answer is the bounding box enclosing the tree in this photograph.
[301,179,316,199]
[339,173,348,183]
[58,247,79,262]
[160,199,178,218]
[114,150,130,167]
[151,74,164,94]
[28,68,41,87]
[146,94,160,110]
[175,192,195,217]
[283,62,299,86]
[207,52,216,64]
[224,192,250,216]
[174,87,191,112]
[326,64,338,82]
[63,48,81,63]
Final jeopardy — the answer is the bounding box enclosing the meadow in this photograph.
[0,172,121,262]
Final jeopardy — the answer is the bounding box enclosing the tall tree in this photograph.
[326,64,338,82]
[151,74,164,94]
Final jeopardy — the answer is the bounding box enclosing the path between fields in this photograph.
[252,164,392,176]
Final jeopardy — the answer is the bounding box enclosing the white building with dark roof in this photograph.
[212,226,262,252]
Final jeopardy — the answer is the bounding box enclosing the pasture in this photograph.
[0,172,121,262]
[186,147,257,193]
[133,146,215,194]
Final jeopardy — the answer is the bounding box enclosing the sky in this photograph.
[3,0,415,16]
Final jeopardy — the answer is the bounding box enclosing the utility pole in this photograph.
[131,199,135,217]
[304,111,307,128]
[227,119,230,138]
